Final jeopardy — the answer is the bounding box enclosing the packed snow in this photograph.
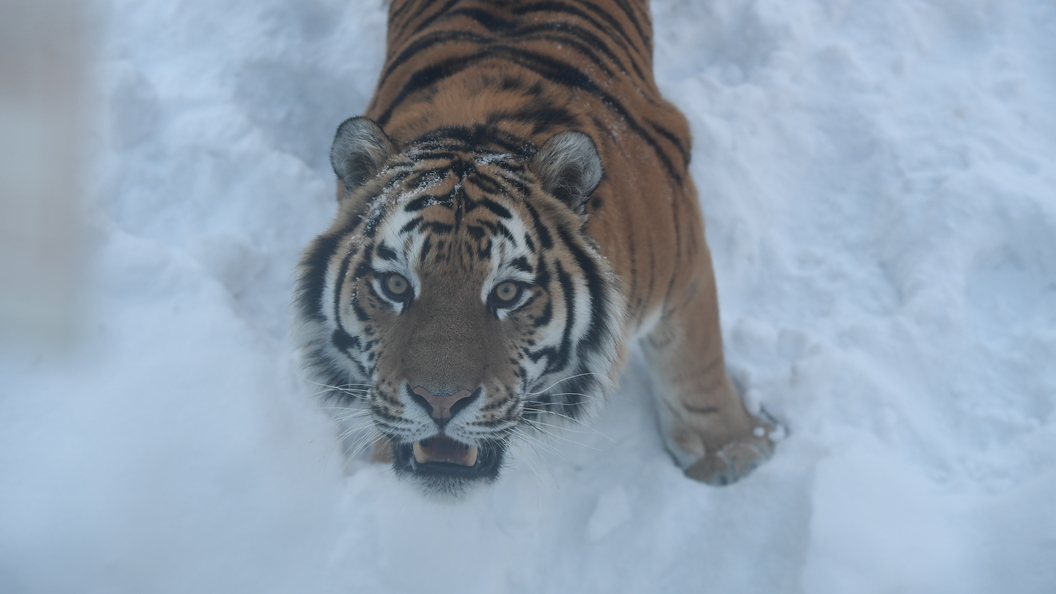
[2,0,1055,592]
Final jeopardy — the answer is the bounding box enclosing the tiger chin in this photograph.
[293,0,777,497]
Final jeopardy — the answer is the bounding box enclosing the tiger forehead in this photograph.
[394,150,527,198]
[375,159,537,266]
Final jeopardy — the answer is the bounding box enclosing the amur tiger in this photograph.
[294,0,776,496]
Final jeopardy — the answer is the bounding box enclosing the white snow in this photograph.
[3,0,1055,592]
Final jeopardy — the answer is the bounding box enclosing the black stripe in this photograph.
[514,22,630,75]
[353,242,374,278]
[549,260,577,375]
[474,197,513,219]
[510,256,532,273]
[648,119,690,168]
[378,46,682,184]
[466,171,503,194]
[363,209,387,239]
[626,219,639,320]
[295,234,340,322]
[419,236,433,261]
[480,393,516,412]
[517,291,539,311]
[408,125,535,157]
[380,29,488,90]
[407,166,453,186]
[402,0,460,38]
[662,185,684,310]
[424,221,454,234]
[559,0,646,58]
[533,300,553,328]
[304,352,363,404]
[522,201,553,249]
[491,222,516,242]
[606,0,653,53]
[534,257,551,287]
[407,150,462,162]
[528,346,557,365]
[515,32,616,79]
[332,246,359,329]
[433,7,517,32]
[399,217,423,234]
[350,292,371,324]
[405,193,455,212]
[485,105,581,136]
[326,335,370,385]
[331,328,362,353]
[646,238,656,312]
[556,372,589,417]
[376,243,399,262]
[390,0,417,28]
[554,224,609,356]
[513,1,648,78]
[488,44,681,183]
[371,404,409,426]
[295,204,366,322]
[473,417,519,429]
[376,54,485,127]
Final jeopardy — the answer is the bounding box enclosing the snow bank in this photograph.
[2,0,1054,592]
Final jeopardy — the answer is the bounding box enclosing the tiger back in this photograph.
[294,0,775,496]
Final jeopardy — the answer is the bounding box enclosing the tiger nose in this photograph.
[410,386,479,426]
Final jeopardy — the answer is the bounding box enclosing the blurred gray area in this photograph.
[0,0,85,344]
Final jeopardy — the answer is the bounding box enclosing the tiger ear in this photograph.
[330,116,398,196]
[530,130,603,215]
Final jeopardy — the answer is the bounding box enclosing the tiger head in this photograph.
[294,118,626,496]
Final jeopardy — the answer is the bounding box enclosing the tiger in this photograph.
[294,0,776,496]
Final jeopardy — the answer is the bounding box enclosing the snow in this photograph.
[3,0,1055,592]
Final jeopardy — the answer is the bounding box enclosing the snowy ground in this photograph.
[3,0,1055,592]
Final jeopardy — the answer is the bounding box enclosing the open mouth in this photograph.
[413,436,478,466]
[392,435,505,481]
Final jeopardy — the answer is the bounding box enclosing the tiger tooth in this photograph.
[465,445,479,467]
[413,441,428,464]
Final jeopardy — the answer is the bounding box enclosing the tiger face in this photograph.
[295,118,625,496]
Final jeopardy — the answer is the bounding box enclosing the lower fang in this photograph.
[413,441,428,464]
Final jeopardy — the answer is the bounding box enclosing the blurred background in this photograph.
[1,0,84,346]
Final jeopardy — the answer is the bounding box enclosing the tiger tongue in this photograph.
[413,436,479,466]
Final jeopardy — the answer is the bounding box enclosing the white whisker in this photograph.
[510,441,560,489]
[520,407,617,443]
[520,417,605,450]
[511,427,576,465]
[347,430,386,462]
[525,372,603,396]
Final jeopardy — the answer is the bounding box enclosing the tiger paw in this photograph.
[682,421,778,486]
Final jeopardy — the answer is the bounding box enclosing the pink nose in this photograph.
[411,386,475,420]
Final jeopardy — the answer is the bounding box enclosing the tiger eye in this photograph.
[493,281,520,304]
[385,273,410,297]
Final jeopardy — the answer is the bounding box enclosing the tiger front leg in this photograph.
[643,269,776,486]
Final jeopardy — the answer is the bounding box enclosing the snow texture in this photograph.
[3,0,1056,592]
